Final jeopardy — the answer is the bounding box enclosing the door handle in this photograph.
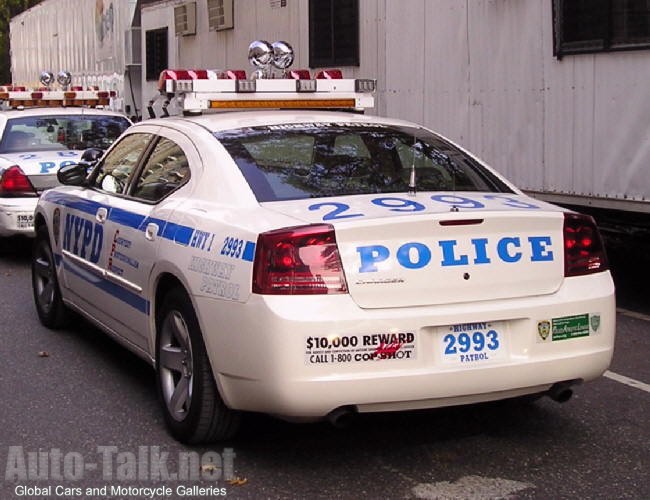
[145,223,159,241]
[95,207,108,224]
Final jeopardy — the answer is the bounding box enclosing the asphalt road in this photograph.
[0,236,648,500]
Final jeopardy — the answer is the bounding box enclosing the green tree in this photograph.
[0,0,43,84]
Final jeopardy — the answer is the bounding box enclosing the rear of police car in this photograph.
[0,108,130,236]
[200,113,615,421]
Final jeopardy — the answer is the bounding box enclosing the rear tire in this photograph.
[155,287,241,443]
[31,225,70,328]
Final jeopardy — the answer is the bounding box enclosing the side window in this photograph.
[130,137,190,202]
[91,133,152,195]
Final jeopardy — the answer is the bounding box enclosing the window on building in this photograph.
[145,28,168,80]
[309,0,359,67]
[554,0,650,58]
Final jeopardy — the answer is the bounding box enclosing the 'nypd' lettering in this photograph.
[356,236,554,272]
[62,214,103,264]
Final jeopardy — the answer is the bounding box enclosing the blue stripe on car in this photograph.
[44,191,256,310]
[42,191,194,243]
[61,255,150,314]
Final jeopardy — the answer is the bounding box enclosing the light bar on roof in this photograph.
[158,68,376,113]
[0,89,117,108]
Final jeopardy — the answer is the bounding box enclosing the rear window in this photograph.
[215,123,511,202]
[0,115,131,154]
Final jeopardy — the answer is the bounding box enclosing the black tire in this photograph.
[155,287,241,443]
[31,225,70,328]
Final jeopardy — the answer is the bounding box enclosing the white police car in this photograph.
[0,87,131,237]
[31,45,615,444]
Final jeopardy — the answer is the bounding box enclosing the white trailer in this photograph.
[140,0,650,230]
[10,0,142,121]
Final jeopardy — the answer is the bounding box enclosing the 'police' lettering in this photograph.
[497,237,522,263]
[356,245,390,273]
[356,235,554,272]
[40,160,77,174]
[528,236,554,262]
[62,214,103,264]
[396,242,431,269]
[439,240,469,266]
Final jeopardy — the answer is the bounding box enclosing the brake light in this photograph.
[0,166,37,197]
[253,224,348,295]
[563,213,608,276]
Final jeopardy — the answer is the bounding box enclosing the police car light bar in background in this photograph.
[150,40,376,116]
[0,70,117,109]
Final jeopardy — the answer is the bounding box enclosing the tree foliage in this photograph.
[0,0,44,83]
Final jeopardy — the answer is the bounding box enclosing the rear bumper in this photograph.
[195,271,616,418]
[0,197,37,236]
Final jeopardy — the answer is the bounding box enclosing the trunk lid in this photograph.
[262,192,566,308]
[0,150,81,192]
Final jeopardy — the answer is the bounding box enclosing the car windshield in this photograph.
[215,123,512,202]
[0,114,131,154]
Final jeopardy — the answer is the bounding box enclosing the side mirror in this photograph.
[79,147,104,168]
[57,163,88,186]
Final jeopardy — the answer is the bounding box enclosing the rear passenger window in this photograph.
[131,137,190,202]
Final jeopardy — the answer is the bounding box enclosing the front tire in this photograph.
[32,225,70,328]
[155,287,240,443]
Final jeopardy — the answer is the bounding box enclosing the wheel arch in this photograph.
[150,268,235,408]
[151,270,196,355]
[154,272,186,323]
[33,212,47,233]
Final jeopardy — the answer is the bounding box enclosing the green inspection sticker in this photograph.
[552,314,590,341]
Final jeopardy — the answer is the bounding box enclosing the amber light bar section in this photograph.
[209,98,357,109]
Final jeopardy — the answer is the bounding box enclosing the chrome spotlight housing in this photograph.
[56,70,72,88]
[39,71,55,87]
[248,40,273,68]
[271,41,294,70]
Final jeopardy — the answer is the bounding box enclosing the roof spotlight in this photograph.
[39,71,54,87]
[248,40,273,68]
[56,70,72,87]
[271,41,294,70]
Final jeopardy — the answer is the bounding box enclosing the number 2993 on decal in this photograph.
[438,322,508,366]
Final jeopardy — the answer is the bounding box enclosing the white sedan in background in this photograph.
[32,102,615,444]
[0,107,130,237]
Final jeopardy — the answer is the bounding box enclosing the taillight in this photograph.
[563,213,608,276]
[0,166,37,197]
[253,224,348,295]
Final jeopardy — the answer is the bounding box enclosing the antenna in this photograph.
[408,137,418,196]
